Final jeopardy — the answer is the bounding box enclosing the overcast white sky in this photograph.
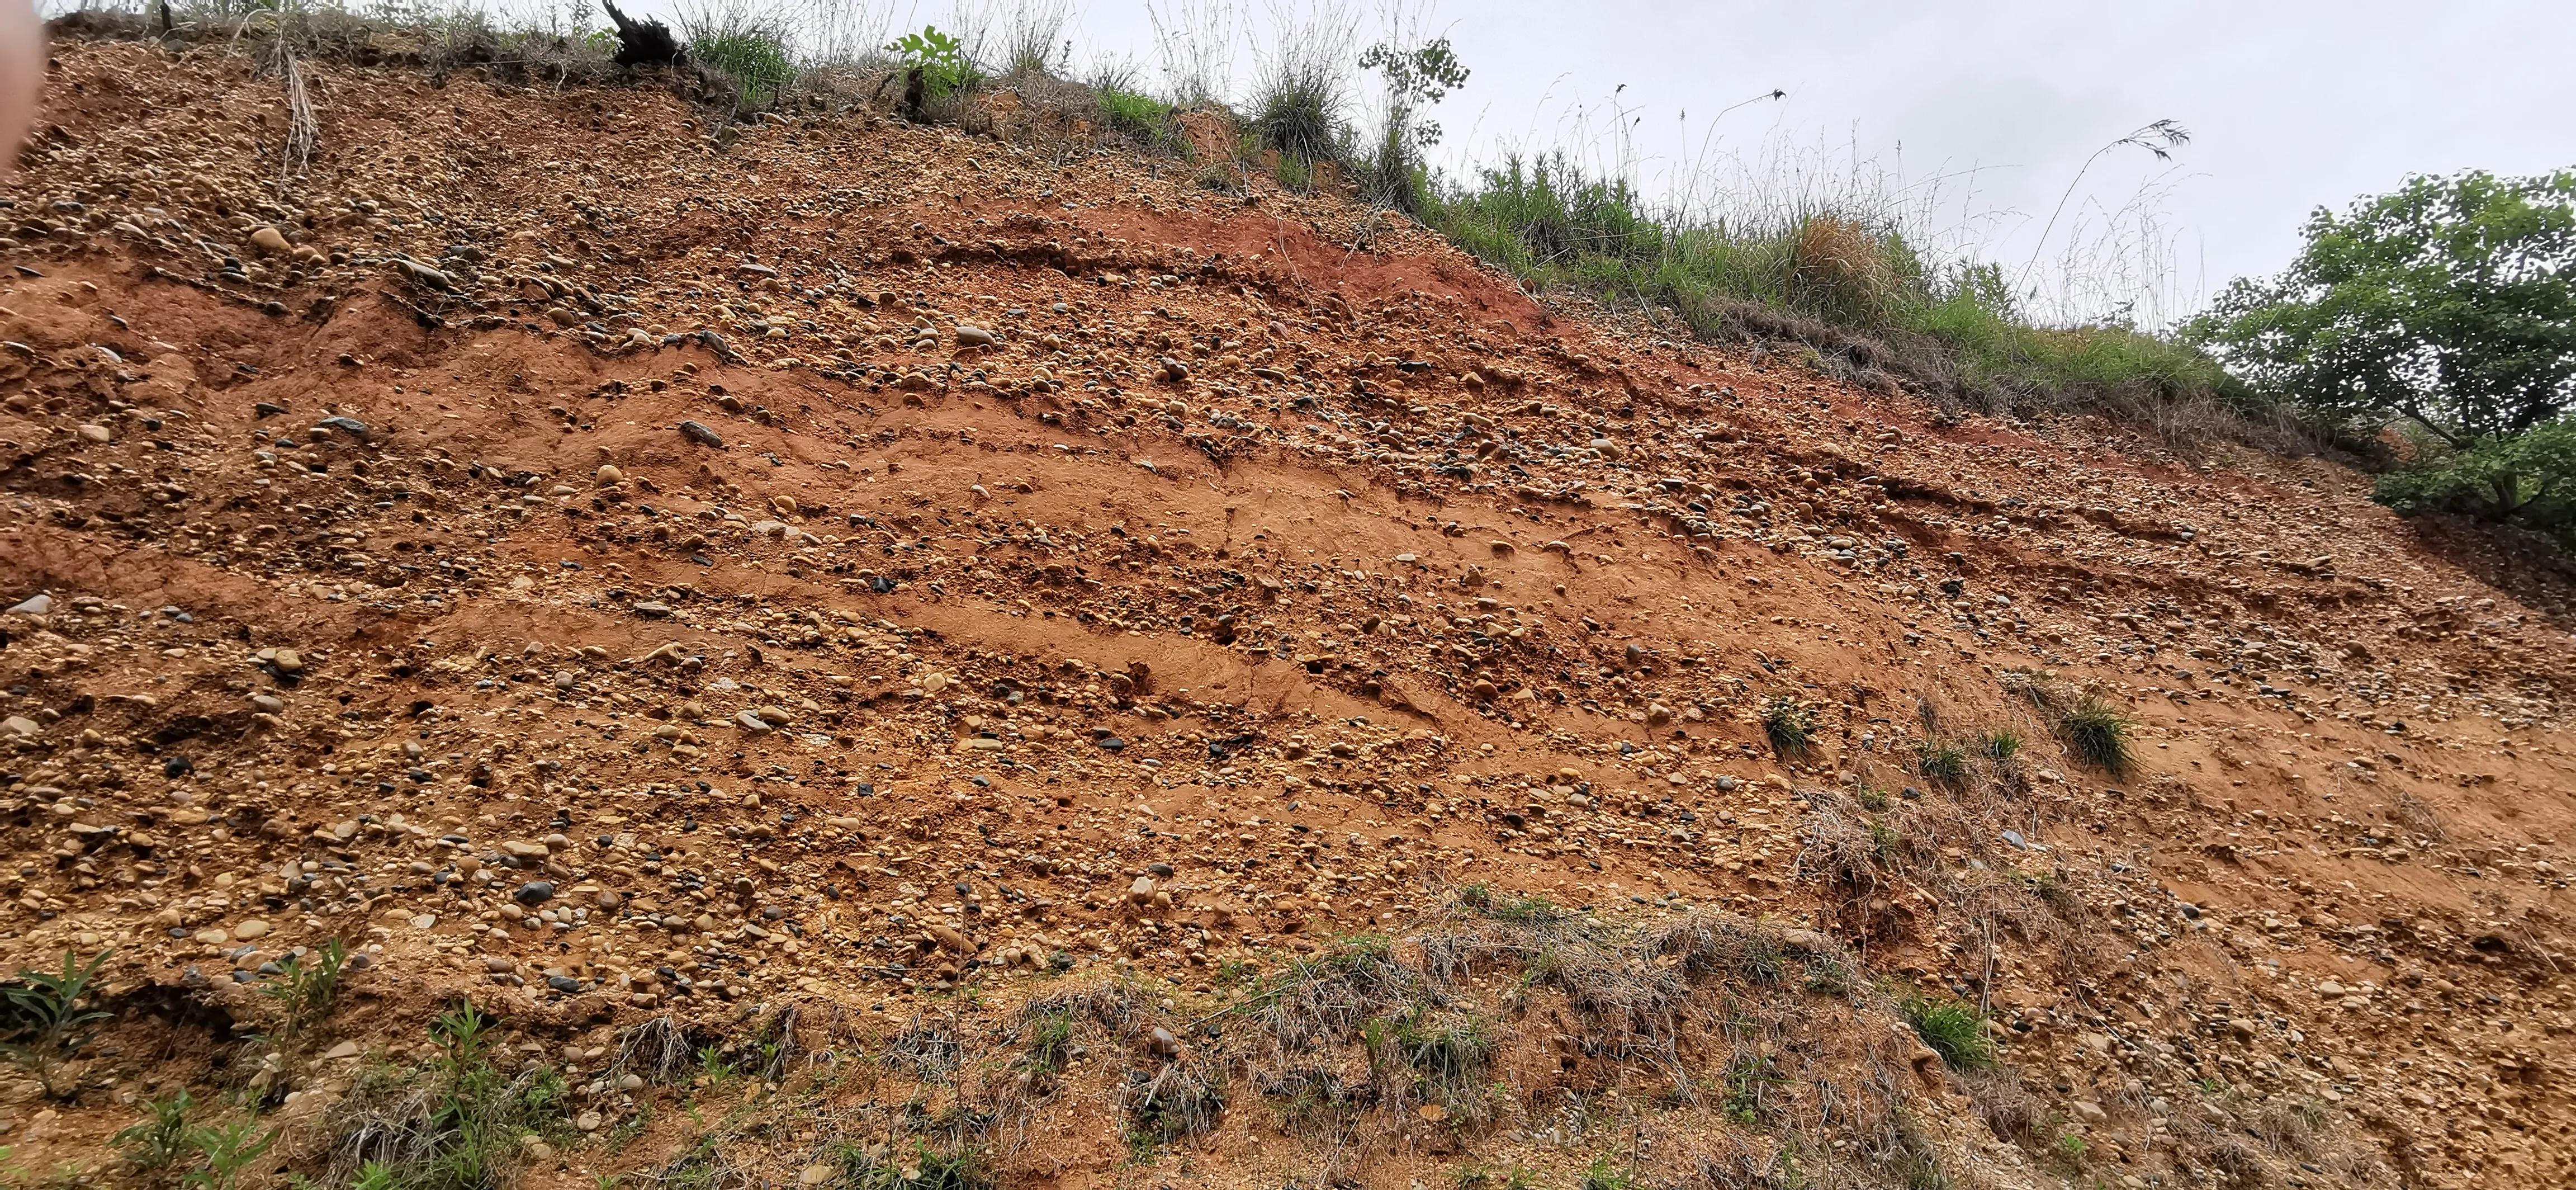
[66,0,2572,324]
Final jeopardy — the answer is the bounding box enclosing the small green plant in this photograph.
[1718,1052,1787,1125]
[888,26,976,101]
[1273,152,1313,192]
[1901,993,1996,1071]
[1018,1010,1074,1077]
[2059,696,2133,774]
[1579,1155,1638,1190]
[1760,696,1816,759]
[1,949,112,1101]
[1857,787,1890,811]
[1455,1161,1536,1190]
[2051,1128,2087,1163]
[1459,883,1569,924]
[351,1162,399,1190]
[113,1089,196,1171]
[179,1120,277,1190]
[1914,740,1970,788]
[259,939,347,1045]
[847,1139,989,1190]
[695,1043,737,1093]
[1980,729,2023,760]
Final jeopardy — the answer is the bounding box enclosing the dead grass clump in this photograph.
[884,1018,964,1081]
[1261,1065,1375,1134]
[648,1134,756,1190]
[1651,1131,1808,1189]
[1366,1003,1494,1123]
[1789,214,1903,328]
[2254,1094,2328,1156]
[1254,936,1422,1056]
[1120,1056,1227,1142]
[613,1013,707,1085]
[2392,790,2449,842]
[1022,980,1144,1036]
[1959,1068,2045,1141]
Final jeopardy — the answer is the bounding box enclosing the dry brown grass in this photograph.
[1789,214,1901,327]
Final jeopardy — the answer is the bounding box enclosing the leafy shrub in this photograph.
[2059,696,2133,775]
[2373,418,2576,546]
[888,25,977,101]
[1901,994,1996,1070]
[1357,36,1467,212]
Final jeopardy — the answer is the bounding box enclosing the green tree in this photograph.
[2371,418,2576,545]
[2187,169,2576,446]
[1357,36,1469,212]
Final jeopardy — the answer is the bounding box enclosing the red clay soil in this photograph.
[1,35,2572,1190]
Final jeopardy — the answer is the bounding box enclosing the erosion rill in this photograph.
[2,32,2571,1190]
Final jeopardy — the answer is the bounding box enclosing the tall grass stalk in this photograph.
[1145,0,1238,109]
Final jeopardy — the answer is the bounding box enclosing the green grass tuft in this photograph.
[1246,49,1347,164]
[1914,740,1971,788]
[689,18,794,110]
[1458,883,1570,924]
[1095,86,1172,145]
[2059,696,2134,774]
[1760,696,1816,759]
[1901,993,1996,1071]
[846,1140,990,1190]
